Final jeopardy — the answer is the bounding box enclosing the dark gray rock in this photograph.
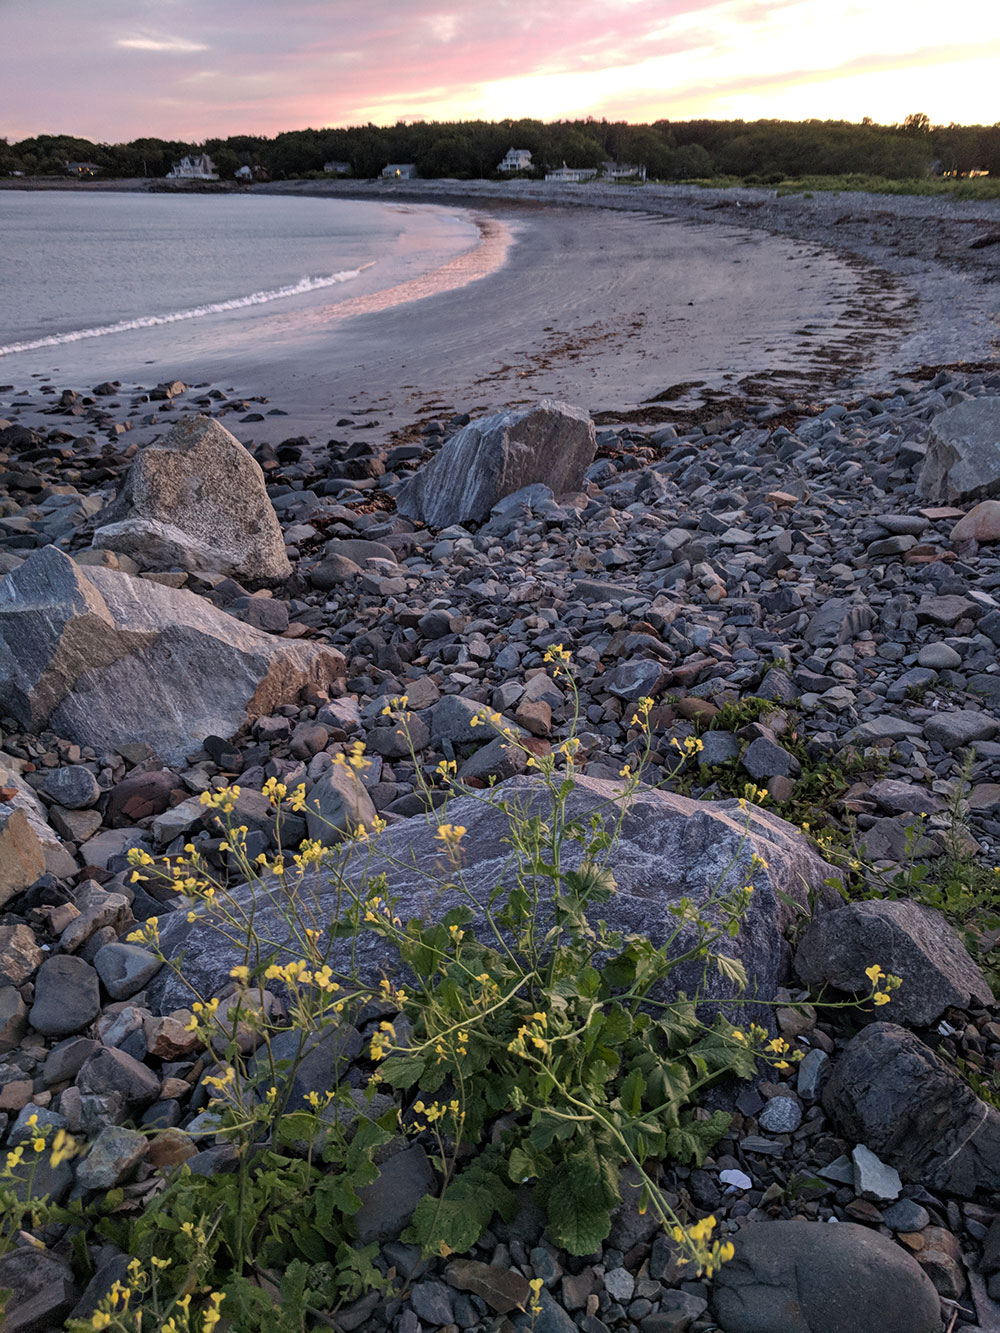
[397,401,596,527]
[29,954,101,1037]
[75,1124,148,1189]
[710,1220,940,1333]
[803,599,874,647]
[794,898,993,1026]
[354,1143,435,1244]
[40,765,102,809]
[823,1022,1000,1196]
[0,547,345,766]
[742,737,800,781]
[93,943,164,1000]
[76,1045,162,1110]
[0,1248,78,1333]
[923,708,999,750]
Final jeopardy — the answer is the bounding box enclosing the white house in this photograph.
[166,154,218,181]
[234,165,252,181]
[604,161,647,182]
[323,160,352,175]
[381,163,417,179]
[498,147,532,173]
[545,163,597,183]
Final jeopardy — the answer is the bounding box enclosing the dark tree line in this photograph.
[3,117,999,182]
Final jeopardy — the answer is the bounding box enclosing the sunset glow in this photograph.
[3,0,999,142]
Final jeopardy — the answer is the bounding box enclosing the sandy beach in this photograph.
[1,178,997,447]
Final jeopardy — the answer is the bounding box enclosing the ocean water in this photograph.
[0,190,483,381]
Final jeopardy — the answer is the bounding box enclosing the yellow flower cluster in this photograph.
[436,757,458,782]
[670,1214,735,1278]
[670,735,705,756]
[2,1116,78,1173]
[528,1276,544,1316]
[378,977,408,1006]
[184,997,220,1033]
[263,959,342,993]
[543,643,572,676]
[630,696,655,725]
[507,1011,549,1057]
[332,740,370,773]
[866,963,902,1006]
[200,784,241,813]
[262,776,307,811]
[369,1019,397,1061]
[410,1097,461,1132]
[471,708,504,729]
[739,783,769,808]
[436,823,467,850]
[381,694,410,716]
[730,1023,803,1071]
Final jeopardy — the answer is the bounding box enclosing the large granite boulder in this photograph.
[710,1220,940,1333]
[793,898,993,1027]
[90,415,292,586]
[0,547,345,767]
[823,1022,1000,1197]
[395,401,596,528]
[147,774,836,1014]
[918,396,1000,503]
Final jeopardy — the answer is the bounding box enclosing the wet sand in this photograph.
[3,177,996,444]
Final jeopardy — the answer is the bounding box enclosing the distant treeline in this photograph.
[3,115,999,182]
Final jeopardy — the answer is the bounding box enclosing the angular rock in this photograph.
[0,986,28,1053]
[0,805,46,903]
[0,1248,78,1333]
[149,775,836,1021]
[29,954,101,1037]
[794,898,993,1026]
[852,1144,902,1202]
[823,1022,1000,1196]
[396,401,596,527]
[0,758,79,878]
[91,415,292,585]
[75,1124,148,1189]
[709,1220,940,1333]
[40,765,102,810]
[354,1143,436,1244]
[0,923,44,987]
[94,942,164,999]
[306,763,378,843]
[0,547,345,766]
[76,1045,161,1110]
[918,397,1000,503]
[445,1258,531,1314]
[923,708,999,749]
[803,598,874,647]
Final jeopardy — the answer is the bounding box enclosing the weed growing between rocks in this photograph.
[2,654,896,1331]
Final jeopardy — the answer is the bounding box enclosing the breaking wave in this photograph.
[0,264,375,356]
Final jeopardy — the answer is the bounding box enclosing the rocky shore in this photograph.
[3,362,1000,1331]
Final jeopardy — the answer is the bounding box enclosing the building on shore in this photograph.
[545,163,597,183]
[323,160,352,175]
[381,163,417,180]
[497,147,532,173]
[603,161,646,181]
[166,154,218,181]
[234,165,252,181]
[65,161,103,177]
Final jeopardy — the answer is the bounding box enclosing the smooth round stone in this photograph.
[93,943,163,1000]
[29,955,101,1036]
[917,642,962,670]
[758,1096,803,1134]
[40,765,101,810]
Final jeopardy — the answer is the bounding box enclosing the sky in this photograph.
[3,0,999,143]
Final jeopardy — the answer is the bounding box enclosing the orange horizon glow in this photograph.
[3,0,999,144]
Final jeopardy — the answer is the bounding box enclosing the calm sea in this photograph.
[0,190,482,381]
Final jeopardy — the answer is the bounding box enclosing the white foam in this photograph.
[0,264,374,356]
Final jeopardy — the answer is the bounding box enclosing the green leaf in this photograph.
[666,1110,732,1165]
[619,1067,645,1118]
[546,1174,612,1255]
[376,1054,426,1089]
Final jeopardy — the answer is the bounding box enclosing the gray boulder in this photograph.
[147,774,836,1015]
[918,396,1000,503]
[0,757,80,879]
[710,1220,940,1333]
[823,1022,1000,1196]
[0,547,345,766]
[396,401,596,528]
[794,898,993,1026]
[91,415,292,586]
